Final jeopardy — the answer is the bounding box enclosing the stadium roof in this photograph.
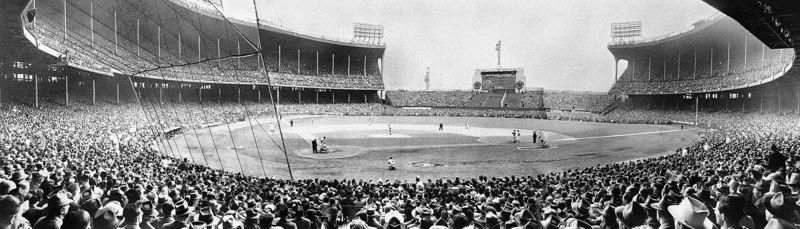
[703,0,800,49]
[0,0,56,66]
[607,15,745,59]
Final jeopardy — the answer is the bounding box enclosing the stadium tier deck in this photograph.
[2,0,385,91]
[608,14,799,95]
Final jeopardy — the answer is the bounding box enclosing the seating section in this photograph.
[1,88,798,229]
[26,0,384,90]
[543,91,616,112]
[611,40,795,94]
[482,93,504,107]
[386,90,617,111]
[503,93,523,108]
[385,90,476,107]
[464,93,488,107]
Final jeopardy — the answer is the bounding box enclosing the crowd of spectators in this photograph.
[542,91,616,112]
[2,92,800,229]
[612,52,794,95]
[25,9,384,90]
[386,91,477,107]
[519,91,544,109]
[386,90,611,112]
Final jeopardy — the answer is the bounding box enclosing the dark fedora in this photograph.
[46,192,72,210]
[93,206,124,229]
[194,207,220,226]
[245,208,260,220]
[571,198,591,218]
[140,201,159,218]
[615,201,646,228]
[651,191,680,211]
[174,200,193,218]
[755,179,771,193]
[10,170,29,182]
[764,192,798,220]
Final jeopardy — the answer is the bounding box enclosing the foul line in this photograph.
[553,128,696,142]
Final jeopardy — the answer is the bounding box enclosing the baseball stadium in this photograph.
[0,0,799,228]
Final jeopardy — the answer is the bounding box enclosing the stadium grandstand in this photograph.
[609,13,800,116]
[2,0,800,229]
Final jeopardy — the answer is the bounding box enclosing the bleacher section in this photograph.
[482,93,504,107]
[385,90,475,107]
[386,90,616,111]
[543,91,616,112]
[503,93,523,108]
[464,93,488,107]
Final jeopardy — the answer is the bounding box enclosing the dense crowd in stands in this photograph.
[25,10,383,90]
[386,90,609,112]
[386,91,477,107]
[612,51,794,94]
[542,92,616,112]
[2,93,800,229]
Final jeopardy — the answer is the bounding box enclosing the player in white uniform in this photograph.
[388,157,396,170]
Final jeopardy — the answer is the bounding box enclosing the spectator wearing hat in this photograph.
[766,144,787,173]
[0,195,31,229]
[787,173,800,194]
[599,205,618,229]
[162,200,192,229]
[139,201,158,229]
[293,206,312,229]
[32,192,71,229]
[221,214,243,229]
[0,180,17,196]
[564,198,592,229]
[667,197,715,229]
[10,171,30,185]
[642,196,661,229]
[451,213,470,229]
[275,206,296,229]
[62,208,91,229]
[763,192,799,223]
[153,201,174,229]
[483,211,500,229]
[651,192,680,229]
[384,211,405,229]
[513,209,535,228]
[713,194,751,229]
[192,207,221,228]
[122,203,143,229]
[259,212,277,229]
[616,201,646,229]
[242,208,259,228]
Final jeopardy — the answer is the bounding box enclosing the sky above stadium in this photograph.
[223,0,717,91]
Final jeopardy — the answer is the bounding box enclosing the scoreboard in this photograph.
[473,68,525,93]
